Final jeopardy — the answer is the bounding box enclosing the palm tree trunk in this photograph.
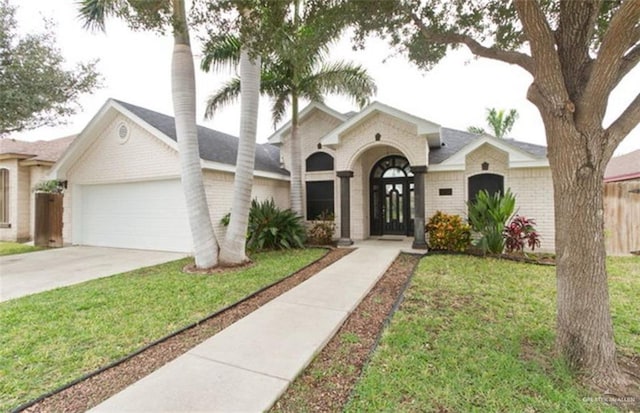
[171,0,218,268]
[220,47,261,265]
[289,92,304,217]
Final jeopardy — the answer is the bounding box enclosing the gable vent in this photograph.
[117,122,130,143]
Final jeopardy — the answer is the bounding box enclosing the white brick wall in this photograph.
[63,114,292,247]
[0,159,19,241]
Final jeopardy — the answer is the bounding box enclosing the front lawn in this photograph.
[346,255,639,412]
[0,248,325,412]
[0,242,41,256]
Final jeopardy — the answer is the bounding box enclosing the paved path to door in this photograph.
[90,240,422,412]
[0,246,187,302]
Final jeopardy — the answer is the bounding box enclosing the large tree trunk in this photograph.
[220,47,260,265]
[544,119,626,387]
[171,0,218,269]
[289,94,304,217]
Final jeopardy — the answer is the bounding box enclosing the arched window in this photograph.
[305,152,334,172]
[0,168,9,224]
[371,155,414,179]
[468,173,504,204]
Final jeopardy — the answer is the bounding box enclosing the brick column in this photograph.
[411,165,428,249]
[337,170,354,246]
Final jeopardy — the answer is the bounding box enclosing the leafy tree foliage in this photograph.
[468,108,519,138]
[0,0,100,135]
[345,0,640,389]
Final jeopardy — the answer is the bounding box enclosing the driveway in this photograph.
[0,246,187,302]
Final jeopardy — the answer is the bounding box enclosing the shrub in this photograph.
[504,215,541,253]
[467,189,516,254]
[307,211,336,245]
[426,211,471,252]
[221,199,306,251]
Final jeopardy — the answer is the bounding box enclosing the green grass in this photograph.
[0,242,41,256]
[0,248,325,412]
[346,255,639,412]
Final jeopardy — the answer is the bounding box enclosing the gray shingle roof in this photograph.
[115,100,288,176]
[429,127,547,164]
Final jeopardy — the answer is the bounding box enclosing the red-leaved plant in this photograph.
[503,215,541,253]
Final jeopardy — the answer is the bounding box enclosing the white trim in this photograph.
[200,160,290,181]
[266,102,348,145]
[320,101,442,148]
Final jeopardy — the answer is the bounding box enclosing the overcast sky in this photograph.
[11,0,640,156]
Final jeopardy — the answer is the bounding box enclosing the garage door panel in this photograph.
[78,180,192,252]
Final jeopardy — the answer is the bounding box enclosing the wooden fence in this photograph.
[604,180,640,256]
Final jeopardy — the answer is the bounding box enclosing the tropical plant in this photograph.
[0,1,100,135]
[426,211,471,252]
[467,189,516,254]
[307,210,336,245]
[348,0,640,385]
[201,0,377,218]
[467,108,519,138]
[504,215,541,253]
[222,198,306,251]
[78,0,219,269]
[32,180,64,194]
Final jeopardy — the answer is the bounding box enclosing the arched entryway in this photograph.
[369,155,415,236]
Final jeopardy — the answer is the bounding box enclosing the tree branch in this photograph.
[514,0,569,108]
[616,42,640,85]
[578,0,640,127]
[410,13,534,75]
[605,92,640,154]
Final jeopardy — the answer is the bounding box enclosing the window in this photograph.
[306,152,334,171]
[468,173,504,204]
[306,181,334,220]
[0,169,8,224]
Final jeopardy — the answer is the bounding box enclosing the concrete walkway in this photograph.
[91,240,420,412]
[0,246,187,302]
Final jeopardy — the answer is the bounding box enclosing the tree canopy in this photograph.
[0,0,100,136]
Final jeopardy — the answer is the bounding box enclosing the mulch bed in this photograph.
[19,247,352,413]
[271,253,420,413]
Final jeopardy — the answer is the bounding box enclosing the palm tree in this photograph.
[468,108,519,139]
[218,46,261,265]
[78,0,219,268]
[202,0,377,218]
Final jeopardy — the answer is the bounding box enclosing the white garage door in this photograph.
[78,180,192,252]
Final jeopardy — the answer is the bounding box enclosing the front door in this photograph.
[370,156,414,236]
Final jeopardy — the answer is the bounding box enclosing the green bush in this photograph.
[307,211,336,245]
[222,199,306,251]
[426,211,471,252]
[467,189,516,254]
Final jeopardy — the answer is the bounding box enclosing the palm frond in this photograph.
[204,77,241,119]
[300,61,377,108]
[77,0,123,32]
[200,34,242,73]
[271,92,290,128]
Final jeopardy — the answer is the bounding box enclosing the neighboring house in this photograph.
[50,99,289,253]
[48,98,555,253]
[268,101,555,251]
[0,135,75,242]
[604,150,640,255]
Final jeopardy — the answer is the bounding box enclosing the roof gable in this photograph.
[320,101,442,148]
[52,99,287,179]
[266,102,348,144]
[428,132,548,171]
